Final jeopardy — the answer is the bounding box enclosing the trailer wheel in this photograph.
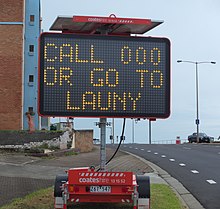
[54,174,68,197]
[136,175,150,198]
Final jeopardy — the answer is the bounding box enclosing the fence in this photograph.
[152,139,188,144]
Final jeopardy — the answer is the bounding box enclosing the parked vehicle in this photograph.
[188,133,214,143]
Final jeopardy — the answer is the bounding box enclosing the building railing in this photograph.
[152,139,188,144]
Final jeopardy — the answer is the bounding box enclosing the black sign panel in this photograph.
[39,33,170,118]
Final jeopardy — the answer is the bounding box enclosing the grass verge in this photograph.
[0,184,186,209]
[151,184,186,209]
[0,187,54,209]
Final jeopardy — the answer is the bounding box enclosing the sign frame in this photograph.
[38,33,171,118]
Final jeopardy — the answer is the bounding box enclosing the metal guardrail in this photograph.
[152,139,220,144]
[152,139,188,144]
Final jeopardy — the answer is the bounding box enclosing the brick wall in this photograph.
[75,130,93,152]
[0,0,23,22]
[0,0,24,130]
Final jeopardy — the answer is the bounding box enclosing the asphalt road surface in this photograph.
[114,143,220,209]
[0,147,152,207]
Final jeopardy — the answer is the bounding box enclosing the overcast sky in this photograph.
[41,0,220,143]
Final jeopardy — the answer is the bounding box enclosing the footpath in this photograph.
[0,146,203,208]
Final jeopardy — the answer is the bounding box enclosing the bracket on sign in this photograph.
[95,121,111,128]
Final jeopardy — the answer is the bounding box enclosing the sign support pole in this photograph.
[99,27,109,172]
[149,119,151,144]
[99,118,107,171]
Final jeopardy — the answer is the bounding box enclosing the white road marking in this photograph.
[179,163,186,167]
[141,149,145,151]
[22,159,38,165]
[191,170,199,174]
[154,152,158,155]
[161,155,166,158]
[169,159,175,162]
[206,180,217,184]
[0,162,8,165]
[129,147,132,149]
[147,150,151,153]
[0,162,22,166]
[183,147,191,150]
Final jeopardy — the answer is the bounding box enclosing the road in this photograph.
[0,147,152,207]
[113,143,220,209]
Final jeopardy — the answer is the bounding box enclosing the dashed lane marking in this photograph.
[141,149,144,151]
[179,163,186,167]
[135,148,138,150]
[206,180,217,184]
[183,147,191,150]
[161,155,166,158]
[147,150,151,153]
[169,159,175,162]
[191,170,199,174]
[154,152,158,155]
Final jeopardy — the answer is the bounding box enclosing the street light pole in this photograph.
[177,60,216,143]
[195,62,199,143]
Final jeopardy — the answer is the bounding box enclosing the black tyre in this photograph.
[136,175,150,198]
[54,174,68,197]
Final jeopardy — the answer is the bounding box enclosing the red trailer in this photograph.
[54,167,150,209]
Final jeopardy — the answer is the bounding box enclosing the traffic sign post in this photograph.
[39,14,170,209]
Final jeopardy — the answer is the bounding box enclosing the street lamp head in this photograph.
[177,60,182,63]
[211,61,216,64]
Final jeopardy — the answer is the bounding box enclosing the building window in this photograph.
[29,75,34,82]
[28,45,34,56]
[28,107,34,113]
[27,107,35,116]
[29,45,34,52]
[29,15,35,25]
[30,15,35,22]
[28,75,34,86]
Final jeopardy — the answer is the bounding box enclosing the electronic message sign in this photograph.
[39,33,170,118]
